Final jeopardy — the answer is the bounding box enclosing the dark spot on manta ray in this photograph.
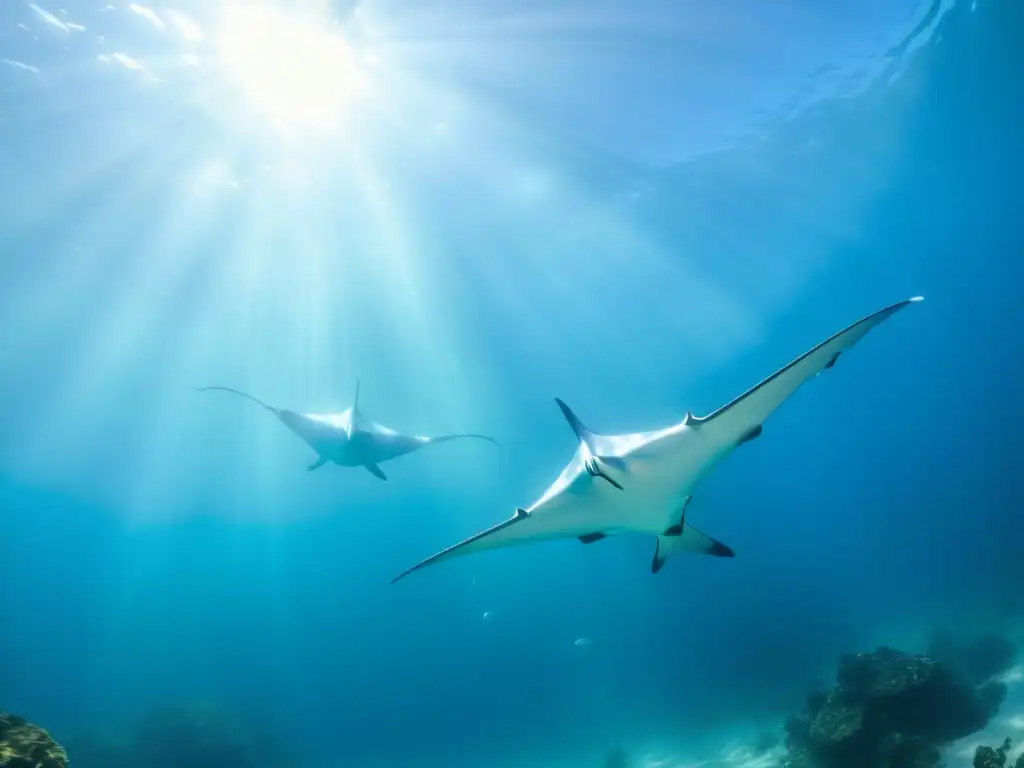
[710,540,735,558]
[662,524,683,537]
[825,351,841,369]
[578,532,608,544]
[737,424,763,446]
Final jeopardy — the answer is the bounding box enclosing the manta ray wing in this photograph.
[358,421,499,466]
[390,454,625,584]
[304,411,354,431]
[196,386,278,413]
[197,386,328,450]
[689,296,923,446]
[390,508,535,583]
[198,387,354,464]
[391,297,922,582]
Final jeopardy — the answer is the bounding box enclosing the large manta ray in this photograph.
[392,296,922,582]
[198,382,499,480]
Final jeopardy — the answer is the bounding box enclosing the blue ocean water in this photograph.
[0,0,1021,767]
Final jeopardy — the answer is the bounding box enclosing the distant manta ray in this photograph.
[197,382,499,480]
[392,296,923,582]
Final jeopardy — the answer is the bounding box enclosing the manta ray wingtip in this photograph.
[909,295,924,302]
[711,540,736,558]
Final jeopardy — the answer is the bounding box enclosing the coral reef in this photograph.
[781,637,1016,768]
[972,737,1024,768]
[0,713,68,768]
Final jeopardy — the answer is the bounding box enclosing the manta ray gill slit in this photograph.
[584,456,624,490]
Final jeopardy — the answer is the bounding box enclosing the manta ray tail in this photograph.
[196,386,277,413]
[353,379,361,411]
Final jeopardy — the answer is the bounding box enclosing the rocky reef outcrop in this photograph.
[781,634,1017,768]
[0,713,68,768]
[973,737,1024,768]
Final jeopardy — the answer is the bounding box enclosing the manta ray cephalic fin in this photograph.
[554,398,625,491]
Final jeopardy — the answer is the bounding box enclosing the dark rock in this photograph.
[807,694,863,748]
[835,646,936,701]
[881,733,941,768]
[973,737,1012,768]
[781,640,1009,768]
[0,713,69,768]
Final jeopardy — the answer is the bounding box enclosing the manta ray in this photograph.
[392,296,922,582]
[197,382,499,480]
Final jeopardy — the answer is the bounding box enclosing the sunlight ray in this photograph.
[171,176,330,523]
[0,90,216,240]
[0,129,224,386]
[18,141,246,496]
[271,180,353,407]
[341,155,484,428]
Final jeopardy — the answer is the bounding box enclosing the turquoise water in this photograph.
[1,1,1021,767]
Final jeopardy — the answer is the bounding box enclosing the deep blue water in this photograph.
[1,0,1022,766]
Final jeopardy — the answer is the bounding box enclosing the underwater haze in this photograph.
[1,0,1022,767]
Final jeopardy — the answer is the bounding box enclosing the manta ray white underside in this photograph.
[392,296,922,583]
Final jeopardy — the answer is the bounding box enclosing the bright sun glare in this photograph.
[214,3,365,133]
